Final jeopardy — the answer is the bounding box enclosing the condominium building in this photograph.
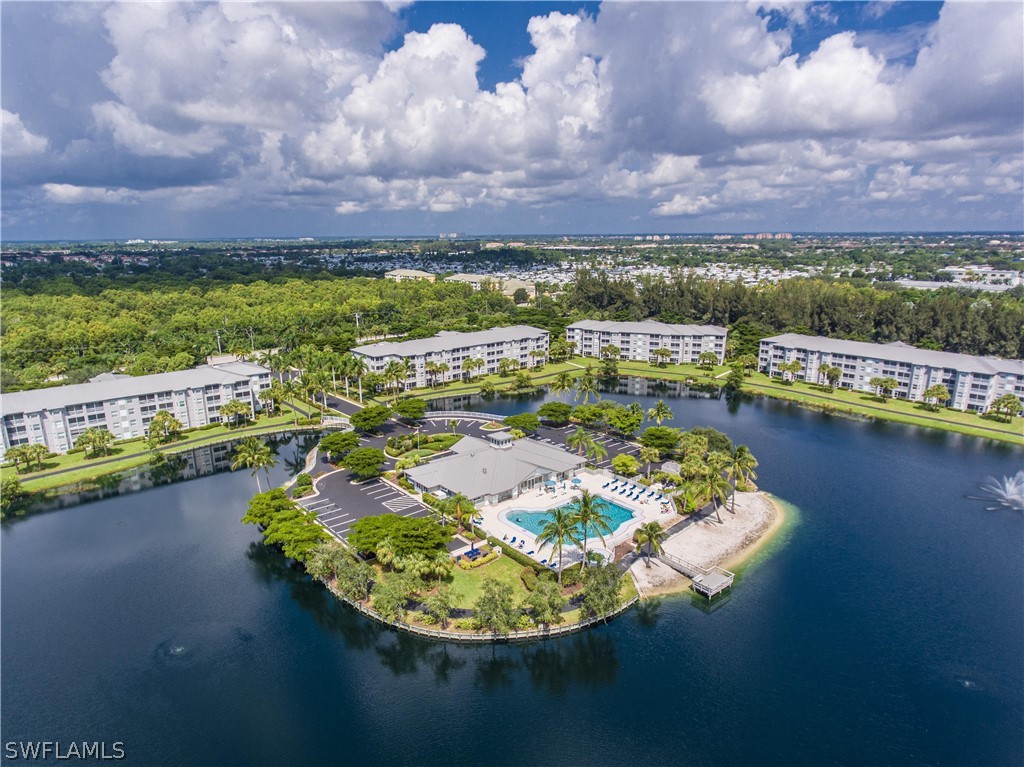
[384,268,435,282]
[758,333,1024,412]
[1,361,273,456]
[351,326,550,389]
[566,320,727,365]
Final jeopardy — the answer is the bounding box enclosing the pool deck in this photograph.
[478,469,672,566]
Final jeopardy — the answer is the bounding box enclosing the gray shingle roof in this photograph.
[567,320,727,336]
[2,363,268,415]
[352,325,549,359]
[762,333,1024,375]
[406,436,584,499]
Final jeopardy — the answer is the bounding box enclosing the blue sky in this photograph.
[1,1,1020,239]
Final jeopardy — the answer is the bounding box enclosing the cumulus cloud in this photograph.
[1,1,1021,234]
[2,110,48,157]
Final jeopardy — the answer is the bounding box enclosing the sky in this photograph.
[1,1,1021,240]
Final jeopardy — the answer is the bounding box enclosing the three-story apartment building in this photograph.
[566,320,727,365]
[758,333,1024,412]
[351,326,550,389]
[1,361,272,456]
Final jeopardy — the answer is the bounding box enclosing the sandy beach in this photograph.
[630,491,784,596]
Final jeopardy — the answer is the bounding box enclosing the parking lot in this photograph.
[298,471,433,541]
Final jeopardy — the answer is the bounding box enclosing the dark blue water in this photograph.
[3,388,1022,766]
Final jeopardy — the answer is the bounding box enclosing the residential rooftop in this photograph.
[568,319,728,335]
[351,325,549,358]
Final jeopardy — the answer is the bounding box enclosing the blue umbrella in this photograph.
[544,480,557,487]
[571,478,582,485]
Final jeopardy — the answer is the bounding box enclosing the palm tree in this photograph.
[634,521,665,567]
[569,489,613,572]
[349,355,368,403]
[428,550,452,586]
[726,445,759,512]
[435,362,450,386]
[258,387,276,415]
[424,360,440,388]
[382,360,406,400]
[231,437,277,492]
[447,494,477,551]
[551,371,575,399]
[646,399,674,425]
[536,507,581,586]
[574,373,599,404]
[375,537,396,570]
[701,452,732,523]
[566,426,593,456]
[639,446,660,479]
[586,439,608,465]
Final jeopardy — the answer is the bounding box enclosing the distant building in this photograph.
[939,266,1021,287]
[405,433,584,506]
[1,362,273,456]
[351,325,550,389]
[385,268,435,282]
[446,273,535,298]
[758,333,1024,412]
[566,320,727,364]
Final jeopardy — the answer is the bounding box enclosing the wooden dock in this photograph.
[655,552,735,600]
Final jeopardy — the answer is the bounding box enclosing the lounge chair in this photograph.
[540,559,547,565]
[510,536,517,544]
[527,550,535,556]
[648,490,656,498]
[502,534,508,541]
[602,482,610,489]
[549,562,557,569]
[518,541,525,549]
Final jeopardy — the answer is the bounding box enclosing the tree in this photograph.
[725,365,745,392]
[319,431,360,461]
[22,443,49,471]
[701,452,733,523]
[524,579,567,628]
[610,453,640,477]
[77,427,115,458]
[372,572,417,622]
[634,521,665,567]
[688,426,733,454]
[600,344,620,360]
[219,398,250,426]
[342,447,387,480]
[536,506,581,586]
[231,436,277,491]
[258,386,277,414]
[922,384,951,411]
[778,360,804,383]
[581,564,623,619]
[821,364,843,390]
[393,397,428,422]
[537,401,572,425]
[348,514,451,559]
[1,475,26,515]
[990,393,1023,422]
[497,357,519,377]
[550,371,575,398]
[4,445,33,473]
[463,357,485,381]
[425,550,454,586]
[698,351,719,371]
[869,376,900,401]
[446,493,479,547]
[349,405,391,433]
[652,348,673,367]
[304,539,349,581]
[585,438,608,464]
[574,372,600,404]
[726,445,759,511]
[569,489,613,573]
[566,426,594,457]
[423,585,457,628]
[735,353,759,373]
[646,400,674,425]
[504,412,540,433]
[638,446,660,479]
[147,410,183,443]
[474,578,519,635]
[640,426,680,453]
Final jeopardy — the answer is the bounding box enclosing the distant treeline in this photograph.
[2,265,1020,392]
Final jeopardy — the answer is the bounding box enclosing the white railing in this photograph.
[425,410,508,422]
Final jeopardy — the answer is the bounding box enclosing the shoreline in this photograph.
[629,491,788,599]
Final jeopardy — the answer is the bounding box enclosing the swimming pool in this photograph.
[505,497,635,540]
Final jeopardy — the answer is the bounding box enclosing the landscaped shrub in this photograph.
[521,566,538,591]
[453,617,478,631]
[457,549,500,569]
[293,474,313,497]
[417,611,439,625]
[559,566,582,588]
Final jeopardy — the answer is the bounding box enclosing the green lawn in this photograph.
[6,407,313,492]
[401,360,585,401]
[449,554,528,608]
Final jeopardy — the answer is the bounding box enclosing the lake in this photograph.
[2,381,1021,766]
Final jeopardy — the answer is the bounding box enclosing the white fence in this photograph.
[424,410,508,422]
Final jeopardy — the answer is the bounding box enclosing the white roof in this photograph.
[406,436,584,499]
[567,320,727,336]
[386,268,434,277]
[762,333,1024,376]
[352,325,549,359]
[2,363,269,415]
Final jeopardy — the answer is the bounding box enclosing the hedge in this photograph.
[486,536,547,574]
[457,549,500,569]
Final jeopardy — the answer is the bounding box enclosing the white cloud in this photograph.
[2,109,48,157]
[703,32,897,135]
[43,183,138,204]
